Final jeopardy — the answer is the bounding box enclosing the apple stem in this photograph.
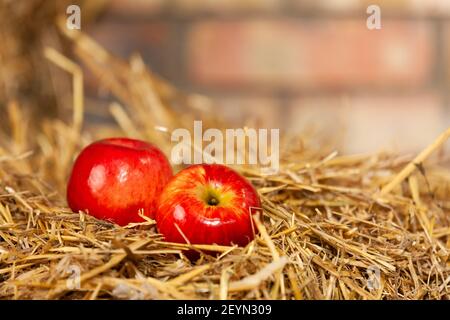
[207,196,219,206]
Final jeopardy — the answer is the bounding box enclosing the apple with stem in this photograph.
[155,164,261,248]
[67,137,172,226]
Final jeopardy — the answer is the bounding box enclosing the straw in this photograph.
[0,16,449,300]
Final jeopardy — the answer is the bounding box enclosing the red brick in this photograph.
[88,22,170,69]
[293,0,450,17]
[287,93,446,154]
[106,0,165,16]
[444,23,450,85]
[213,96,282,128]
[187,20,434,91]
[409,0,450,16]
[294,0,366,14]
[173,0,280,14]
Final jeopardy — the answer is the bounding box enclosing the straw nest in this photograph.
[1,18,450,300]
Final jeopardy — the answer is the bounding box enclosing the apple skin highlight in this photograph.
[67,138,173,226]
[155,164,261,247]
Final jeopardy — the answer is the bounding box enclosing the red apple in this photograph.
[155,164,261,248]
[67,137,172,226]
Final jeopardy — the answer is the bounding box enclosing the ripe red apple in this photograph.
[67,137,172,226]
[155,164,261,248]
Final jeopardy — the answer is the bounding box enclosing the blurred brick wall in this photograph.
[87,0,450,154]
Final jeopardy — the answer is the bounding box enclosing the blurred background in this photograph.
[1,0,449,154]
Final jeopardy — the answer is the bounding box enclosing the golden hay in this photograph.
[0,19,449,300]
